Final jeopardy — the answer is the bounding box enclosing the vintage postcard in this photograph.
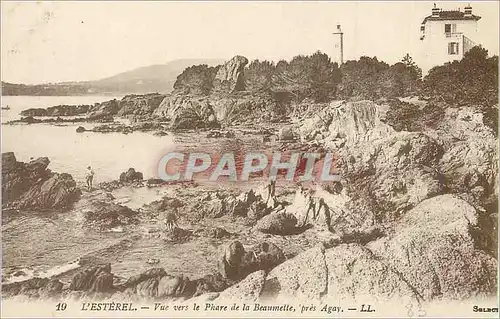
[1,0,498,318]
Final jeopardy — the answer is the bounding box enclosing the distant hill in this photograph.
[2,58,225,96]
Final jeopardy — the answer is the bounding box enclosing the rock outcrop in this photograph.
[20,104,90,117]
[2,152,81,210]
[153,95,219,130]
[214,195,497,303]
[116,93,165,117]
[119,168,143,183]
[213,56,248,93]
[368,195,498,301]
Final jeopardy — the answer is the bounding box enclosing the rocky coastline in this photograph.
[2,53,498,305]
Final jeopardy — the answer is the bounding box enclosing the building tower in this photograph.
[419,3,481,73]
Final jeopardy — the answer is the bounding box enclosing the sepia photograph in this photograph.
[1,0,499,317]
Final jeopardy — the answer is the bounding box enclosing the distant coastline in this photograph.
[1,81,139,97]
[1,58,224,97]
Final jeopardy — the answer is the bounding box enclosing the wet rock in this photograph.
[90,272,114,293]
[39,279,64,298]
[2,277,52,299]
[218,241,286,282]
[76,126,86,133]
[122,268,167,289]
[119,168,143,183]
[70,264,113,292]
[21,104,90,117]
[84,201,139,231]
[206,130,236,138]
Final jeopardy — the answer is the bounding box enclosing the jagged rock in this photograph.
[119,168,143,183]
[213,56,248,93]
[90,272,114,293]
[117,93,165,116]
[192,182,278,221]
[2,153,81,210]
[3,277,53,299]
[143,196,183,215]
[173,64,220,96]
[122,268,167,288]
[70,264,113,292]
[16,173,81,210]
[84,201,139,230]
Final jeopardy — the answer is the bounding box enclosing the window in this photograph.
[444,23,457,34]
[448,42,459,55]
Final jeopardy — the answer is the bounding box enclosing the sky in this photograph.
[1,0,499,84]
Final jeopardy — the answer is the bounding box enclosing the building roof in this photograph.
[421,10,481,24]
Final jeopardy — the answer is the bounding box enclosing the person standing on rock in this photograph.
[85,166,94,191]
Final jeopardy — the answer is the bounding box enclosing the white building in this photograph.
[419,3,481,73]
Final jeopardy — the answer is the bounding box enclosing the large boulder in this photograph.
[254,210,298,235]
[2,153,81,210]
[218,241,286,281]
[153,95,219,130]
[17,173,81,210]
[119,168,144,183]
[368,195,498,301]
[213,56,249,93]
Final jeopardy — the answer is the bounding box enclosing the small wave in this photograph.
[3,258,82,285]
